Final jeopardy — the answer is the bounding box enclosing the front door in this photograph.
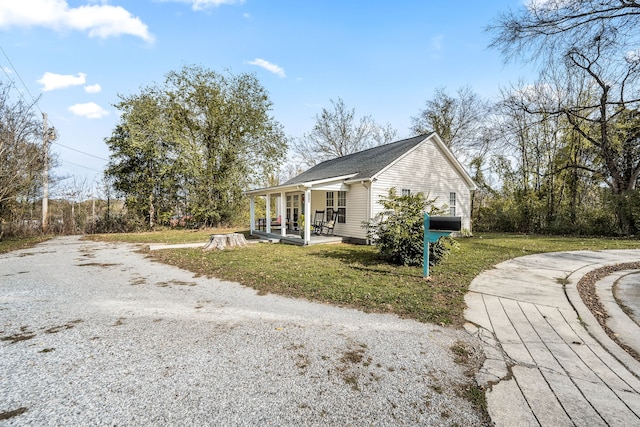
[286,194,302,230]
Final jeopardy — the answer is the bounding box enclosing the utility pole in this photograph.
[42,113,49,233]
[91,181,96,234]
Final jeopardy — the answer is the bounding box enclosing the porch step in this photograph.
[258,238,281,244]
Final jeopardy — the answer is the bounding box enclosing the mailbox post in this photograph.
[423,213,461,277]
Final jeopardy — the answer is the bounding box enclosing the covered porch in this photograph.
[245,174,354,246]
[251,230,343,246]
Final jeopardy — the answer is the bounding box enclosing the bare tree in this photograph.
[411,85,490,159]
[489,0,640,64]
[0,82,46,236]
[292,98,397,167]
[56,176,92,234]
[489,0,640,234]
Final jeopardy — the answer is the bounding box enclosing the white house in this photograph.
[246,133,477,245]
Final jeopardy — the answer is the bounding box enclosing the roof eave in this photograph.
[245,173,358,196]
[369,133,477,191]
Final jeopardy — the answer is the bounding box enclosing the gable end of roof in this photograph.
[283,133,433,185]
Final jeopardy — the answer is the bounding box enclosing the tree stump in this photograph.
[203,233,247,251]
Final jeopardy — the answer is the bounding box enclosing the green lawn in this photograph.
[0,236,51,254]
[108,230,640,327]
[84,228,243,245]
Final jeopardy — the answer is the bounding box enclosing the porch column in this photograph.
[249,196,256,236]
[249,196,255,235]
[280,191,286,237]
[303,188,311,244]
[265,194,271,234]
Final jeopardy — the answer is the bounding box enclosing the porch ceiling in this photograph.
[245,173,357,197]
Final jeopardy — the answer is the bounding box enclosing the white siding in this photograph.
[310,186,368,239]
[310,191,326,217]
[340,183,368,239]
[372,139,473,231]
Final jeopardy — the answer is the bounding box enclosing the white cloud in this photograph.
[0,0,154,42]
[84,84,102,93]
[525,0,571,11]
[161,0,245,11]
[431,34,444,51]
[38,72,86,91]
[247,58,286,78]
[626,49,640,63]
[68,102,109,119]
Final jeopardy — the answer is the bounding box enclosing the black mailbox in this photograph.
[428,216,462,232]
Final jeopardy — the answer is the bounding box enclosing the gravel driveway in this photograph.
[1,236,486,426]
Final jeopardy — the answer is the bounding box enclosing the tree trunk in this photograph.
[149,193,155,229]
[203,233,247,251]
[611,189,637,236]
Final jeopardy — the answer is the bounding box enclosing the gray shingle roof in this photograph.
[284,133,433,185]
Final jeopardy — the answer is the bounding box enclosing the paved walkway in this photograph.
[465,250,640,426]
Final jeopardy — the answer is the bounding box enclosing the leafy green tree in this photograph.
[105,65,287,228]
[163,65,287,226]
[365,188,457,267]
[105,88,176,228]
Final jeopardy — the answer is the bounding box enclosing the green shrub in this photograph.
[364,188,456,266]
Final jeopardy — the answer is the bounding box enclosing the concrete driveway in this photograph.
[0,236,486,426]
[465,250,640,426]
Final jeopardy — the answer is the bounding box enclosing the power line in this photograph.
[54,141,108,161]
[1,44,110,165]
[0,44,42,114]
[62,159,103,172]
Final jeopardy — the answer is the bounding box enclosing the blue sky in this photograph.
[0,0,529,191]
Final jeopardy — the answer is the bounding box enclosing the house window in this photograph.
[286,195,293,228]
[337,191,346,223]
[449,192,456,216]
[293,194,299,225]
[326,192,334,208]
[326,192,335,222]
[402,189,411,197]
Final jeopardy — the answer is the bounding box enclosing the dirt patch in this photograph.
[1,332,36,344]
[576,262,640,362]
[448,340,490,422]
[1,271,28,277]
[16,252,36,258]
[1,326,35,343]
[2,319,83,343]
[295,353,311,373]
[450,340,485,378]
[77,262,120,268]
[129,275,147,286]
[155,280,198,288]
[0,407,27,420]
[340,348,366,365]
[44,319,83,334]
[335,343,372,392]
